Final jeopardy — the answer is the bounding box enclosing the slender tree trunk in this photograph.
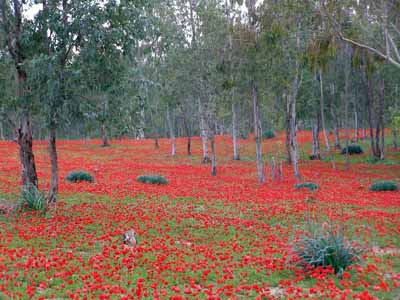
[182,113,191,156]
[166,107,176,157]
[330,106,341,149]
[210,132,217,176]
[311,114,321,160]
[154,136,159,149]
[232,102,240,160]
[252,81,264,183]
[101,123,110,147]
[378,79,385,160]
[288,93,300,178]
[319,69,330,151]
[366,76,379,158]
[18,110,39,190]
[199,99,210,163]
[47,126,58,204]
[354,107,359,142]
[0,121,4,140]
[285,94,292,164]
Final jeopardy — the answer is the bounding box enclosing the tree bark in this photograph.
[0,121,4,140]
[319,69,330,151]
[311,113,321,160]
[18,110,39,190]
[378,79,385,160]
[285,94,292,164]
[252,81,264,183]
[330,106,341,149]
[47,127,58,204]
[182,112,191,156]
[210,132,217,176]
[101,123,110,147]
[199,99,210,163]
[354,106,359,142]
[232,102,240,160]
[166,107,176,157]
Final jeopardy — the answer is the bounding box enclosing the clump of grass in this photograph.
[341,144,363,155]
[66,171,94,183]
[295,182,319,191]
[137,175,168,185]
[293,223,362,277]
[263,129,276,139]
[369,181,398,192]
[17,184,47,213]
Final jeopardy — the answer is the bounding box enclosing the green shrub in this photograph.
[341,144,363,155]
[369,181,398,192]
[17,184,47,213]
[137,175,168,185]
[295,182,319,191]
[66,171,94,183]
[263,130,276,139]
[293,223,362,276]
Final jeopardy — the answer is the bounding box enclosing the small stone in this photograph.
[122,229,138,247]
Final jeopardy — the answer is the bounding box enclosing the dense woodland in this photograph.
[0,0,399,201]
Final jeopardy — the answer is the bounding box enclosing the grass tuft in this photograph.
[137,175,168,185]
[369,181,398,192]
[66,171,94,183]
[295,182,319,191]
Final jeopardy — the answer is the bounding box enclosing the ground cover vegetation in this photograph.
[0,0,399,299]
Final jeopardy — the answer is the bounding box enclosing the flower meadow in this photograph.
[0,132,399,300]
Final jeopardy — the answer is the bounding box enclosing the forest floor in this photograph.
[0,132,399,299]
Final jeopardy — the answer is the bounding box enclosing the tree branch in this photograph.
[340,34,400,69]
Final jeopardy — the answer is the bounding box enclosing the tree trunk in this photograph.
[311,113,321,160]
[182,113,191,156]
[285,94,292,164]
[319,69,330,151]
[101,123,110,147]
[378,79,385,160]
[18,110,39,190]
[232,102,240,160]
[0,121,4,140]
[166,107,176,157]
[252,81,264,183]
[366,76,383,159]
[354,107,359,142]
[210,132,217,176]
[47,127,58,204]
[154,137,159,149]
[393,130,398,149]
[288,93,300,178]
[330,106,341,149]
[199,99,210,163]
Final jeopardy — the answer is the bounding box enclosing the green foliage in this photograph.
[66,171,94,183]
[263,130,276,139]
[17,185,47,213]
[293,223,362,276]
[341,144,363,155]
[137,175,168,185]
[295,182,319,191]
[369,181,398,192]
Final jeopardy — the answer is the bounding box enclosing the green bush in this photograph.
[17,184,47,213]
[293,224,362,276]
[263,130,276,139]
[369,181,398,192]
[66,171,94,183]
[137,175,168,185]
[341,144,363,155]
[295,182,319,191]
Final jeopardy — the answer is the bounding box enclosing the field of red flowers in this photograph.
[0,132,399,299]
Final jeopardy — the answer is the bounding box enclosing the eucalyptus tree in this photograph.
[0,0,40,190]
